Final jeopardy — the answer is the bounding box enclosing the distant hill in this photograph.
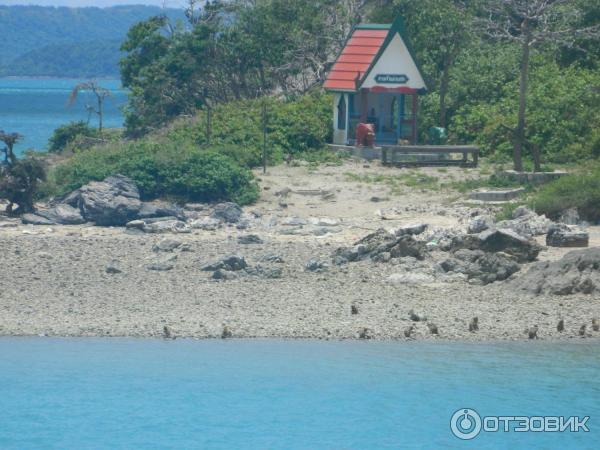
[0,5,185,78]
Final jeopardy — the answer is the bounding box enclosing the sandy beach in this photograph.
[1,161,599,341]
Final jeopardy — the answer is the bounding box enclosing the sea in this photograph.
[0,77,127,156]
[0,338,598,449]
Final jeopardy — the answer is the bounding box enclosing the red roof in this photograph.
[324,28,388,91]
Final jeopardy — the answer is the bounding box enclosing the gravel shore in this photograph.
[1,162,599,341]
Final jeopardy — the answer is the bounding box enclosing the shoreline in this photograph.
[1,162,599,343]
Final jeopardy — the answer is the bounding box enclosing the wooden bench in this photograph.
[381,145,479,167]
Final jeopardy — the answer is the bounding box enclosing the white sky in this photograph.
[0,1,187,7]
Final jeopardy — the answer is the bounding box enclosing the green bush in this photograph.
[531,164,600,222]
[165,91,332,167]
[0,158,46,213]
[48,121,99,153]
[50,140,259,205]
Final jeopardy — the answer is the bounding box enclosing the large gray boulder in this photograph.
[36,204,85,225]
[512,248,600,295]
[64,175,142,226]
[452,228,542,263]
[496,206,552,237]
[440,249,520,285]
[202,255,247,272]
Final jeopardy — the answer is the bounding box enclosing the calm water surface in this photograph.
[0,338,598,449]
[0,78,126,155]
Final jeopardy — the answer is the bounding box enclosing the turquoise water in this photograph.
[0,339,598,449]
[0,78,127,155]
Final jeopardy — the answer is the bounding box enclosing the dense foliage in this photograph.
[48,122,99,153]
[0,5,184,77]
[49,140,259,205]
[532,164,600,222]
[119,0,359,135]
[164,91,332,166]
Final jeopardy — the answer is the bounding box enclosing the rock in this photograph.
[138,201,183,220]
[245,265,283,279]
[496,207,552,237]
[440,249,520,285]
[512,248,600,295]
[125,220,145,229]
[260,254,284,264]
[105,260,122,274]
[469,317,479,332]
[546,224,589,248]
[63,175,142,226]
[452,228,541,263]
[221,326,233,338]
[403,325,414,338]
[21,213,55,225]
[427,323,439,335]
[238,234,263,244]
[145,261,175,271]
[211,202,242,223]
[36,204,85,225]
[394,223,428,237]
[557,319,564,332]
[152,238,182,252]
[358,327,372,339]
[275,187,292,198]
[559,208,580,225]
[351,305,359,315]
[202,255,247,272]
[142,220,190,234]
[408,310,425,322]
[308,217,340,227]
[467,216,493,234]
[281,216,308,226]
[370,196,388,203]
[578,324,587,337]
[334,229,426,264]
[592,319,599,332]
[163,325,172,339]
[527,325,539,339]
[212,269,239,281]
[388,272,435,285]
[190,217,221,230]
[305,259,328,273]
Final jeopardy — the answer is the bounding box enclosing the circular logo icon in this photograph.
[450,408,482,440]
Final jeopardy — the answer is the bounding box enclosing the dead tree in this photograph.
[68,81,112,133]
[480,0,600,171]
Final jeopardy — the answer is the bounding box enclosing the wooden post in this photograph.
[412,94,418,145]
[360,88,368,123]
[262,100,267,174]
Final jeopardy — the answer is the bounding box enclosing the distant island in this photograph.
[0,5,184,78]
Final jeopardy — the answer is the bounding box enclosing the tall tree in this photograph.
[480,0,600,171]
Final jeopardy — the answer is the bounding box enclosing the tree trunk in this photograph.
[439,56,451,128]
[514,21,530,172]
[98,96,104,133]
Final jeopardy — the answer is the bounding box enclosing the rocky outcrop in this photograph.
[137,201,183,220]
[512,248,600,295]
[202,255,247,272]
[334,228,426,264]
[211,202,243,224]
[21,213,55,225]
[440,249,520,284]
[496,206,552,237]
[546,224,589,248]
[451,228,541,263]
[63,175,142,226]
